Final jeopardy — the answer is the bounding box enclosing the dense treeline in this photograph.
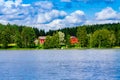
[46,23,120,36]
[0,23,120,49]
[0,23,45,48]
[45,23,120,48]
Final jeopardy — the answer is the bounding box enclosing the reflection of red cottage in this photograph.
[70,36,79,44]
[39,36,46,44]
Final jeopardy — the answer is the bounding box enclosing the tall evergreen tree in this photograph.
[15,31,22,48]
[0,30,2,44]
[44,36,52,49]
[109,31,116,47]
[33,28,40,38]
[116,30,120,46]
[51,32,60,48]
[1,27,11,48]
[66,34,71,48]
[21,27,36,48]
[39,30,45,36]
[77,27,88,47]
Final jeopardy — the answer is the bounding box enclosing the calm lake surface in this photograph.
[0,49,120,80]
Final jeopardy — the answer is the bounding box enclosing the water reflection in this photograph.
[0,49,120,80]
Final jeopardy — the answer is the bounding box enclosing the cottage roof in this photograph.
[70,36,77,38]
[38,36,46,39]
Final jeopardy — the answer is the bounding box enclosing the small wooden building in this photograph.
[70,36,79,44]
[39,36,46,44]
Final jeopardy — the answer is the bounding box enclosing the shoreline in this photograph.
[0,47,120,50]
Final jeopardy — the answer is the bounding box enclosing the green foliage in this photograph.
[0,24,45,49]
[65,34,71,48]
[44,36,52,49]
[39,30,45,36]
[77,26,88,47]
[116,30,120,46]
[109,31,116,47]
[33,28,40,38]
[0,23,120,49]
[52,32,60,48]
[44,32,60,49]
[0,30,2,44]
[1,27,11,48]
[21,27,36,48]
[58,31,65,45]
[90,29,116,48]
[33,28,45,38]
[45,23,120,48]
[38,44,44,49]
[15,31,22,48]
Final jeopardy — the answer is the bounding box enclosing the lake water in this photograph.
[0,49,120,80]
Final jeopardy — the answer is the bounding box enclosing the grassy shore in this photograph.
[0,44,120,50]
[0,47,120,50]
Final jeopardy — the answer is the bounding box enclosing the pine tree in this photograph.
[21,27,36,48]
[1,27,11,48]
[77,27,88,47]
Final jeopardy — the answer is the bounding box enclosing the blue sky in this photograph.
[0,0,120,31]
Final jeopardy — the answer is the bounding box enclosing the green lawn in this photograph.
[8,43,16,47]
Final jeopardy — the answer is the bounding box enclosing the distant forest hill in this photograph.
[46,23,120,36]
[0,23,120,49]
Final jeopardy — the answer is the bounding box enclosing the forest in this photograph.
[0,23,120,49]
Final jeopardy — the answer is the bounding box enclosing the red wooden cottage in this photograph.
[39,36,46,44]
[70,36,79,44]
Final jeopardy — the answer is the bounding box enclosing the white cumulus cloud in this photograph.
[65,10,85,24]
[85,20,120,25]
[34,1,53,10]
[86,7,120,25]
[0,1,54,26]
[95,7,120,20]
[1,0,119,31]
[37,10,67,24]
[45,10,86,30]
[15,0,22,6]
